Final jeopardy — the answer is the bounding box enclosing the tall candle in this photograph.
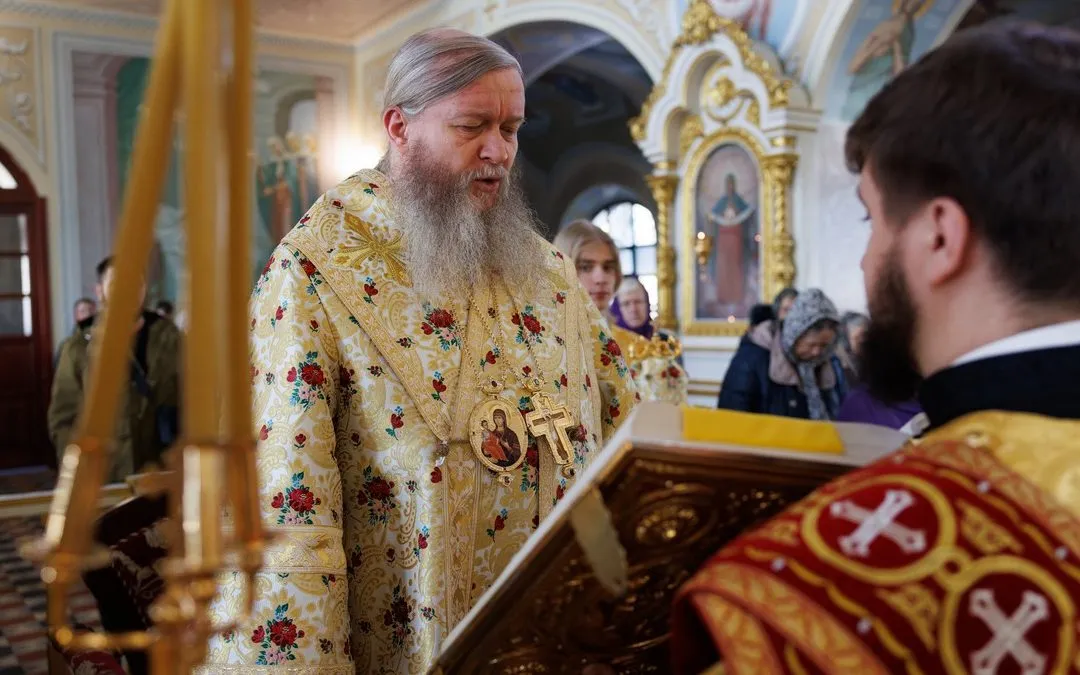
[224,0,267,603]
[74,0,181,444]
[181,0,220,443]
[226,0,253,445]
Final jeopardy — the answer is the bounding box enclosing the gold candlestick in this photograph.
[24,0,268,671]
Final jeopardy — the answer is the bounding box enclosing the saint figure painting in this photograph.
[481,409,523,468]
[695,142,761,319]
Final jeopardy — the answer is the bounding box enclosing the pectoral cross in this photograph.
[525,391,575,472]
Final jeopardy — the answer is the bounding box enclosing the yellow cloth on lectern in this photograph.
[682,407,845,455]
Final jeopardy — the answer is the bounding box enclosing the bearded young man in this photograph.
[670,21,1080,674]
[201,29,635,673]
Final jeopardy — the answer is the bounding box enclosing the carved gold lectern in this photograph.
[23,0,266,672]
[430,403,906,673]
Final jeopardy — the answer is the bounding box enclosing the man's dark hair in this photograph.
[846,21,1080,306]
[95,256,113,281]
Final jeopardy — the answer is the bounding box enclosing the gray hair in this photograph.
[383,28,522,117]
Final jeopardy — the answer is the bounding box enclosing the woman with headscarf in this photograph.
[836,311,869,387]
[609,276,688,403]
[834,311,924,431]
[717,288,847,420]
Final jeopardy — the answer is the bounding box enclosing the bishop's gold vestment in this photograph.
[201,170,637,673]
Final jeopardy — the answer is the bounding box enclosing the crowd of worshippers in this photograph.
[720,286,923,432]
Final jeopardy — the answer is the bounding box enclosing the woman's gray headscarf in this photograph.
[780,289,840,420]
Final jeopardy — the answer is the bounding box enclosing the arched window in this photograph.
[288,98,317,137]
[591,201,658,315]
[0,162,16,190]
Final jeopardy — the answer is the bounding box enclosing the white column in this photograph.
[71,53,122,296]
[314,75,337,191]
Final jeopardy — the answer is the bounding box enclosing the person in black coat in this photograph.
[718,288,847,419]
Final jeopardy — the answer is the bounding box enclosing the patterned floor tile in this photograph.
[0,517,102,675]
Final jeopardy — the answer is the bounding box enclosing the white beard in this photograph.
[388,148,546,300]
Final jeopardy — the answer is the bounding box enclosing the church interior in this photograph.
[0,0,1077,673]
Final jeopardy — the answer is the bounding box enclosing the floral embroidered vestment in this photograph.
[199,170,636,674]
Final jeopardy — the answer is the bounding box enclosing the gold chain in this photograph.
[474,277,553,393]
[436,278,556,458]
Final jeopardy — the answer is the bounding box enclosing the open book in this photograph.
[430,402,909,674]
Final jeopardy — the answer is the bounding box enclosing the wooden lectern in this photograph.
[430,402,907,673]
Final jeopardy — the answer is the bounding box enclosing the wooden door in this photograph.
[0,146,52,470]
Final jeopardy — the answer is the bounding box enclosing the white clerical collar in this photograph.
[952,319,1080,367]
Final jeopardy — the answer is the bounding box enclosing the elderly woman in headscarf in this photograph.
[717,288,848,420]
[836,311,869,387]
[608,276,688,403]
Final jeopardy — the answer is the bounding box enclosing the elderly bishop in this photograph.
[202,28,636,674]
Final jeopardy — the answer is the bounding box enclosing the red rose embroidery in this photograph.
[556,485,566,501]
[269,619,298,647]
[367,478,393,500]
[609,404,620,419]
[429,309,454,328]
[309,319,319,331]
[261,256,275,276]
[417,533,428,550]
[363,282,378,297]
[390,413,403,429]
[286,367,297,383]
[511,313,521,325]
[275,306,284,321]
[288,488,315,513]
[300,259,317,277]
[560,373,568,388]
[294,433,307,446]
[420,322,434,335]
[252,626,265,643]
[300,363,325,386]
[431,467,442,483]
[432,378,447,393]
[271,492,284,509]
[493,515,506,531]
[485,350,497,364]
[605,339,622,357]
[522,314,542,334]
[259,425,270,441]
